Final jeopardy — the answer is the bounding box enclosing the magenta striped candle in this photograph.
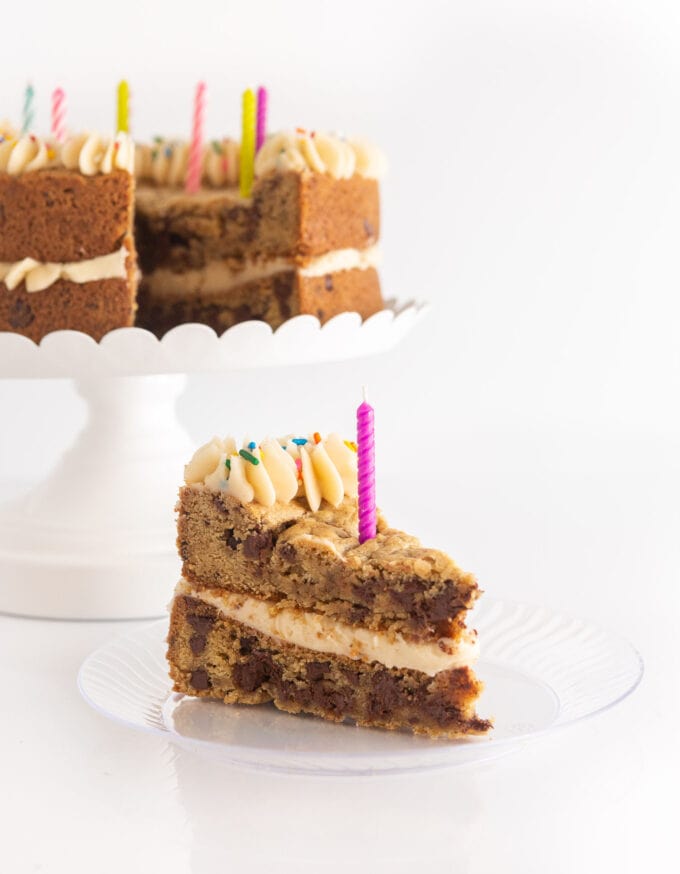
[256,86,268,152]
[51,88,66,143]
[186,81,206,194]
[357,388,376,543]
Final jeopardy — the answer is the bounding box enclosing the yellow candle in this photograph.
[240,88,256,197]
[117,80,130,134]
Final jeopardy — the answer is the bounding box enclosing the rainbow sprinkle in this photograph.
[344,440,357,452]
[247,441,256,450]
[239,449,259,465]
[225,458,231,470]
[313,432,321,444]
[292,437,308,446]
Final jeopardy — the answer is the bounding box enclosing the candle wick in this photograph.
[362,385,368,403]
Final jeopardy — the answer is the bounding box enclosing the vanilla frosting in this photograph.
[0,131,134,176]
[0,247,128,293]
[135,130,385,188]
[185,433,358,511]
[178,580,479,676]
[255,130,386,180]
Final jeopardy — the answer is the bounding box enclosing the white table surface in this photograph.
[0,461,676,874]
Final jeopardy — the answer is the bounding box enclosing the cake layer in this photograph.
[178,488,480,640]
[167,590,491,738]
[135,266,382,335]
[0,169,134,263]
[135,171,380,269]
[0,242,137,341]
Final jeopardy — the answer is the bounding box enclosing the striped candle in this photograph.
[357,388,376,543]
[256,86,268,152]
[21,83,35,135]
[51,88,66,143]
[116,80,130,133]
[186,81,206,194]
[240,88,256,197]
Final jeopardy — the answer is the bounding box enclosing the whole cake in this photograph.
[134,131,385,335]
[0,131,137,339]
[166,434,491,738]
[0,127,385,341]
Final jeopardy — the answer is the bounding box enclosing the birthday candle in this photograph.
[357,388,376,543]
[51,88,66,143]
[240,88,256,197]
[256,86,268,152]
[21,83,35,136]
[116,80,129,134]
[186,81,206,194]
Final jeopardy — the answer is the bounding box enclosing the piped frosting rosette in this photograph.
[185,434,358,511]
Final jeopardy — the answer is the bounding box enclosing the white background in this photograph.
[0,1,678,871]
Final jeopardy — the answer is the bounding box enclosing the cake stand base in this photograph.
[0,374,193,620]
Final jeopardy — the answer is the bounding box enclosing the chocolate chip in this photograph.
[186,614,215,635]
[179,540,190,560]
[242,530,273,560]
[189,634,207,655]
[233,653,272,692]
[306,661,331,681]
[278,542,296,563]
[273,274,292,320]
[363,218,375,239]
[367,672,401,718]
[316,308,325,320]
[324,274,333,292]
[239,636,257,656]
[213,496,228,515]
[224,529,240,550]
[8,299,35,329]
[190,669,210,691]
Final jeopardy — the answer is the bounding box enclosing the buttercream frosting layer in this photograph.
[136,130,386,187]
[185,433,358,512]
[0,246,128,292]
[141,245,381,299]
[0,132,134,176]
[177,580,479,676]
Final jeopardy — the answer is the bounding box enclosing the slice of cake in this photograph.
[0,132,137,341]
[134,131,385,336]
[167,434,491,738]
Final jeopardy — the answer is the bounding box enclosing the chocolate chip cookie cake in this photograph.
[167,434,491,738]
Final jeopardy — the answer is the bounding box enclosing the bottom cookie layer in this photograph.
[135,266,383,337]
[167,593,491,738]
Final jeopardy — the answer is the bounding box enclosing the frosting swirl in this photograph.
[136,130,385,187]
[61,132,134,176]
[0,136,54,175]
[0,132,134,176]
[135,138,240,187]
[255,130,386,180]
[185,433,358,511]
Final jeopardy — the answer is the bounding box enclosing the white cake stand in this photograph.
[0,301,427,620]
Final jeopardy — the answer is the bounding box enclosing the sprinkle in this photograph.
[247,441,256,450]
[239,449,259,465]
[344,440,357,452]
[46,147,55,160]
[114,141,120,151]
[225,458,231,470]
[296,126,307,135]
[164,145,172,157]
[313,432,321,444]
[295,458,302,475]
[153,135,163,143]
[151,149,158,161]
[292,437,308,446]
[211,139,222,155]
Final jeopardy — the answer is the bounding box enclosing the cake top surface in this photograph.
[136,130,386,188]
[185,433,358,512]
[0,130,134,176]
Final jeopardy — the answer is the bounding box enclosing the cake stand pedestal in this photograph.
[0,304,427,619]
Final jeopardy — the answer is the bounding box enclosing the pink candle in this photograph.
[51,88,66,143]
[186,81,206,194]
[357,388,376,543]
[256,86,268,152]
